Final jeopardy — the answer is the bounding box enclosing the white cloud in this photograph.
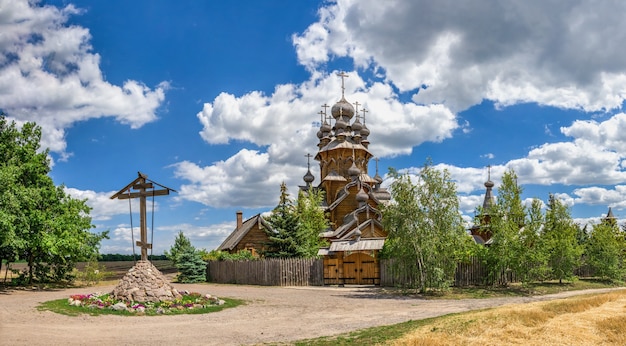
[64,187,159,221]
[0,0,167,155]
[294,0,626,113]
[188,71,460,208]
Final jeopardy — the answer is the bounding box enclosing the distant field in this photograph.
[0,260,177,282]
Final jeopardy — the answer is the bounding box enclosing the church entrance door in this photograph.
[342,252,379,285]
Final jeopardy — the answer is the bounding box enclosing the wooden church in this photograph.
[304,72,391,285]
[217,72,391,285]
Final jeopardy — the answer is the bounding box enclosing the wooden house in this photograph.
[216,211,272,256]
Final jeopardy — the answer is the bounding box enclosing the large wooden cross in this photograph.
[111,172,176,261]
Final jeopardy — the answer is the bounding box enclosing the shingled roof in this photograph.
[217,214,272,251]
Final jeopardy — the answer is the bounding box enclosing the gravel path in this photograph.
[0,282,621,346]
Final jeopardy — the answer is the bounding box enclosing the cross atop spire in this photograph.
[318,110,325,124]
[487,164,492,181]
[353,101,360,119]
[362,108,368,124]
[305,153,313,169]
[337,71,349,98]
[375,157,380,175]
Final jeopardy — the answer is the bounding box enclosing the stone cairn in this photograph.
[111,260,182,303]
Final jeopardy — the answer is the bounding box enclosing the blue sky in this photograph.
[3,0,626,254]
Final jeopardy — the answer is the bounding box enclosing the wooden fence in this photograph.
[206,258,323,286]
[379,258,509,287]
[207,257,588,287]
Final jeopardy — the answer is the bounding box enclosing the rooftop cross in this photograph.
[362,108,368,125]
[305,153,313,169]
[337,71,349,98]
[318,110,325,124]
[353,101,360,120]
[487,164,492,181]
[375,157,380,175]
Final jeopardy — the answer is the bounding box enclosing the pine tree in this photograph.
[165,231,193,266]
[264,182,300,258]
[175,246,206,283]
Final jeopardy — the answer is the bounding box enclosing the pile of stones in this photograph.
[111,260,182,303]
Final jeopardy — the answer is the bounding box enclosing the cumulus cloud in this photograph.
[294,0,626,113]
[0,0,167,155]
[186,71,459,208]
[64,187,159,221]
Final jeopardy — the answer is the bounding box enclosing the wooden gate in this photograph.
[323,256,341,285]
[342,252,379,285]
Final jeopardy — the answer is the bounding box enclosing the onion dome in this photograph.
[335,118,347,131]
[348,161,360,178]
[321,121,331,134]
[356,187,369,203]
[351,118,363,133]
[316,129,323,139]
[485,180,494,188]
[374,172,383,185]
[360,124,370,138]
[331,97,354,120]
[303,169,314,185]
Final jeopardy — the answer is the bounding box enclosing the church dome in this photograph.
[360,124,370,138]
[485,180,494,188]
[321,121,331,133]
[303,169,314,184]
[356,187,369,203]
[348,161,360,178]
[331,97,354,120]
[351,118,363,133]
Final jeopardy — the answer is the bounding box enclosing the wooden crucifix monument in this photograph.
[110,172,176,261]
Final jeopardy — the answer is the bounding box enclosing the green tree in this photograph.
[165,231,193,266]
[542,194,582,283]
[0,116,106,284]
[382,161,471,293]
[264,182,300,258]
[485,169,525,286]
[175,246,207,283]
[515,198,550,283]
[586,222,626,281]
[295,188,329,258]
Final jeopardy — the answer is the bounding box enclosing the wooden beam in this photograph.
[116,189,171,200]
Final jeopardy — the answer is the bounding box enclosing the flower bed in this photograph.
[67,290,226,315]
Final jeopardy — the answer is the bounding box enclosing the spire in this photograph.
[374,157,383,186]
[303,153,314,186]
[482,165,495,211]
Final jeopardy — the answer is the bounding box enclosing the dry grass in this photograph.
[391,289,626,346]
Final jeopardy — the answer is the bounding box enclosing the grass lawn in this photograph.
[287,280,626,346]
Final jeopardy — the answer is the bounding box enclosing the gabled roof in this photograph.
[217,214,272,251]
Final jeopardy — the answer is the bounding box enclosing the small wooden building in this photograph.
[216,211,272,256]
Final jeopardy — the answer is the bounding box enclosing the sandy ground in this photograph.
[0,280,621,346]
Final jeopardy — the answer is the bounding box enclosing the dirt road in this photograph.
[0,282,621,346]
